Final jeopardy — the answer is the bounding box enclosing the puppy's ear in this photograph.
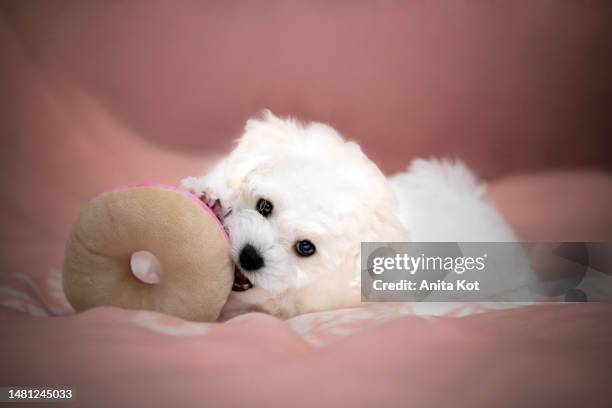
[224,149,267,189]
[224,111,297,187]
[365,206,412,243]
[344,209,411,298]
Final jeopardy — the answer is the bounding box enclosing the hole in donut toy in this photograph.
[130,250,163,284]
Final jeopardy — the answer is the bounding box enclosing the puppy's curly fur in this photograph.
[181,111,515,319]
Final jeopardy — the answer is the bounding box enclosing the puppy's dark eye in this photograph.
[295,240,316,257]
[256,198,273,217]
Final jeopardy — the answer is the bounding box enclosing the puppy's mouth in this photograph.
[200,198,253,292]
[232,265,254,292]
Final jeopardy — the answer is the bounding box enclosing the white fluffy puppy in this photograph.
[180,111,515,320]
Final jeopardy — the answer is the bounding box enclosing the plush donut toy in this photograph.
[62,185,233,322]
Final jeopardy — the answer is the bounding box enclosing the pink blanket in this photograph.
[1,266,612,407]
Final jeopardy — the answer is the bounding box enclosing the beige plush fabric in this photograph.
[63,187,233,322]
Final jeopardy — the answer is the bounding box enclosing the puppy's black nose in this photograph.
[239,244,264,271]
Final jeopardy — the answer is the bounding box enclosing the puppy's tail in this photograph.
[396,158,486,197]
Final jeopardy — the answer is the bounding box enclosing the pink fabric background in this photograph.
[1,1,611,178]
[1,303,611,408]
[1,1,611,407]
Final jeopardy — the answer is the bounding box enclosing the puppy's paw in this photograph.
[180,176,225,219]
[180,176,208,198]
